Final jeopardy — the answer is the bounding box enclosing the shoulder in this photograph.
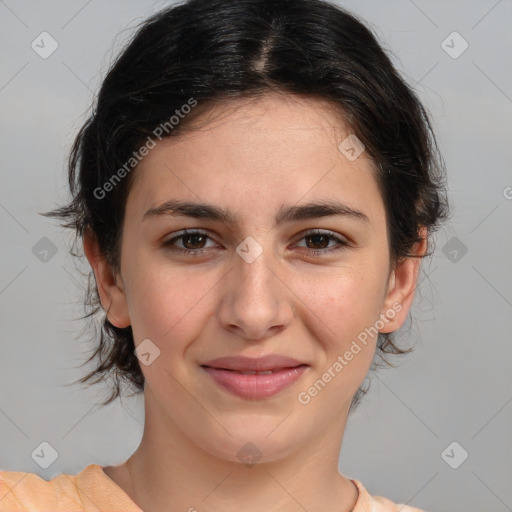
[351,479,426,512]
[0,467,79,510]
[0,464,141,512]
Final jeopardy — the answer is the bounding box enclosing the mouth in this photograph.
[206,367,300,375]
[200,356,309,399]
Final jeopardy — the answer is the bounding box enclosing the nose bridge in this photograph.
[234,234,281,304]
[217,234,292,339]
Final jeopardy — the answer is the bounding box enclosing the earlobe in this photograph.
[83,229,131,328]
[379,228,428,333]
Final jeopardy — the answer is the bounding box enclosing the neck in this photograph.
[112,390,359,512]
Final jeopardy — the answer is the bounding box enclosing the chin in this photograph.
[192,422,304,466]
[208,438,298,466]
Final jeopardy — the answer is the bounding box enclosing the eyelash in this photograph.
[162,229,349,257]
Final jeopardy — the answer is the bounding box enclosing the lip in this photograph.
[201,355,309,400]
[201,354,306,372]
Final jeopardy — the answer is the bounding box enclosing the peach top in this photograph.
[0,464,425,511]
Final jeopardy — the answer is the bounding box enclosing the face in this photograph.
[86,92,422,464]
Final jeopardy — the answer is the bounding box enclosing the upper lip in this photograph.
[201,355,307,372]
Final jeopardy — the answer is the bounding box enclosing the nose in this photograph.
[216,241,294,342]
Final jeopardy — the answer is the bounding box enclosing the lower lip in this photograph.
[202,365,308,400]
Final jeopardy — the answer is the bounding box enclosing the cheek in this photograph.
[122,254,211,347]
[294,265,387,340]
[123,263,212,392]
[297,272,383,394]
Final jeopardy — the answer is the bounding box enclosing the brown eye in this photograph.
[162,230,216,255]
[180,233,208,250]
[296,230,348,255]
[304,233,330,249]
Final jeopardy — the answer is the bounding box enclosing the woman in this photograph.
[0,0,448,510]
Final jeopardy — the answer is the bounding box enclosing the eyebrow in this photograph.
[142,199,370,226]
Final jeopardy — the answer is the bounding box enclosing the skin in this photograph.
[84,92,427,512]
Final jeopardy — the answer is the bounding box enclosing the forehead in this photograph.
[125,93,385,228]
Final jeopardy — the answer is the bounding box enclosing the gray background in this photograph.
[1,1,511,511]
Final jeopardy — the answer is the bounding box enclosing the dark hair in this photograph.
[43,0,449,409]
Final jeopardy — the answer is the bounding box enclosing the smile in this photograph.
[201,364,309,400]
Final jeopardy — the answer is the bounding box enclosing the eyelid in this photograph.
[162,228,350,255]
[162,229,216,246]
[297,228,349,244]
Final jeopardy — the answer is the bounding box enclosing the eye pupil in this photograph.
[306,234,329,249]
[184,234,206,249]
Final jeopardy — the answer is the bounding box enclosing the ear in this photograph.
[379,226,428,333]
[83,228,131,328]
